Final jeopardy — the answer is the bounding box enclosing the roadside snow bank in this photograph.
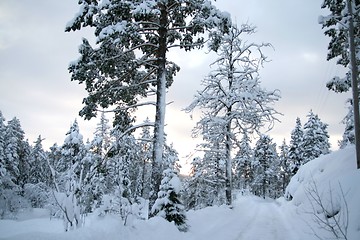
[285,146,360,239]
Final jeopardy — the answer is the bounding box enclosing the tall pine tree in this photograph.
[66,0,231,205]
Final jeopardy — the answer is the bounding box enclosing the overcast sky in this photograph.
[0,0,351,171]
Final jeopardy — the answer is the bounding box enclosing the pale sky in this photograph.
[0,0,351,172]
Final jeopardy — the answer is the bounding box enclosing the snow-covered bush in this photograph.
[0,188,31,219]
[151,168,188,232]
[23,183,50,208]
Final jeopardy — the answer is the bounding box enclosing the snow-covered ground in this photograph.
[1,147,359,240]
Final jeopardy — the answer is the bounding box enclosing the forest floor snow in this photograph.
[0,196,309,240]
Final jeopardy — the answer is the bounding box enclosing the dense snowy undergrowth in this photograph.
[0,147,359,240]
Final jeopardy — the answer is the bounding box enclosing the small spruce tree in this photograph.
[151,168,188,232]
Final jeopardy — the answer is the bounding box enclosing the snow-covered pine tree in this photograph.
[288,117,304,174]
[48,143,62,174]
[0,112,17,218]
[233,133,253,191]
[59,120,88,176]
[252,135,278,199]
[103,123,145,222]
[56,120,88,230]
[278,139,291,194]
[202,142,227,206]
[186,116,227,207]
[23,136,52,209]
[302,110,330,163]
[339,99,355,148]
[185,24,280,205]
[151,166,188,232]
[136,118,153,199]
[92,111,111,158]
[183,157,209,210]
[1,116,32,217]
[66,0,231,205]
[3,117,25,186]
[28,136,50,185]
[320,0,360,93]
[80,112,112,213]
[80,145,105,214]
[320,0,360,165]
[0,111,6,177]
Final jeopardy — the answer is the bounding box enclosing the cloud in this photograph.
[301,52,320,63]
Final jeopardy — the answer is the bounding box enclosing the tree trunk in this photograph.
[347,0,360,169]
[225,45,234,206]
[262,165,266,199]
[151,5,168,208]
[225,118,232,206]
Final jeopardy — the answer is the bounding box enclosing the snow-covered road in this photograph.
[187,195,304,240]
[233,198,299,240]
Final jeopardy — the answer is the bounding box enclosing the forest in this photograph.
[0,0,359,238]
[0,107,335,230]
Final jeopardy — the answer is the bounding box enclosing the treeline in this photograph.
[183,110,331,209]
[0,108,333,222]
[0,111,187,231]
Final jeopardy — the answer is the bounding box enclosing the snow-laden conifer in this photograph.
[0,111,6,178]
[339,99,355,148]
[233,133,253,191]
[303,110,330,163]
[320,0,360,93]
[252,135,278,199]
[55,120,88,230]
[3,117,25,185]
[278,139,291,194]
[66,0,231,206]
[136,118,153,199]
[151,142,187,231]
[151,168,188,232]
[288,117,304,174]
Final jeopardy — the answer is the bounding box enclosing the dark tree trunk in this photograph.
[225,118,232,206]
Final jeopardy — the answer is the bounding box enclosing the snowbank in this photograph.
[285,146,360,239]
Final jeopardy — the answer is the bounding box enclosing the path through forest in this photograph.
[187,195,304,240]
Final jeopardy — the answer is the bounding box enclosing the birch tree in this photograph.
[185,24,280,206]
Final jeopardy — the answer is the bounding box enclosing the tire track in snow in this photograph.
[234,200,299,240]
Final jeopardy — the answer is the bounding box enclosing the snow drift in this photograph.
[285,146,360,239]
